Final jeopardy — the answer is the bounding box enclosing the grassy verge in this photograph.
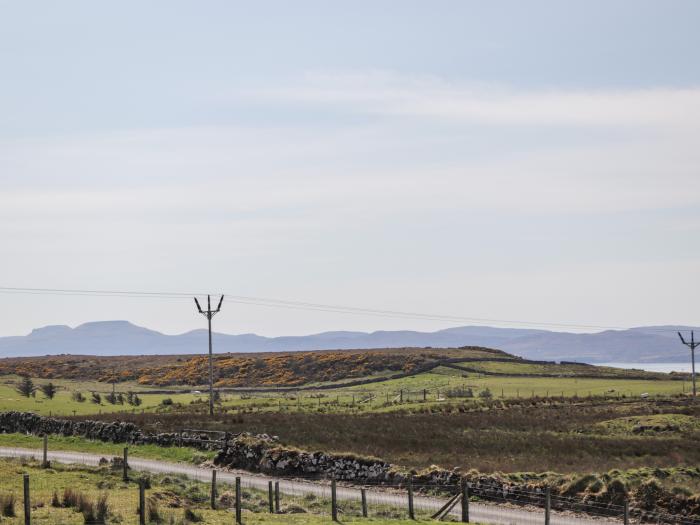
[0,458,455,525]
[0,433,214,464]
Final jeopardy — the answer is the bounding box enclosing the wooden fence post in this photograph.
[23,474,30,525]
[268,481,274,513]
[461,480,469,522]
[274,481,280,513]
[407,476,415,520]
[210,470,217,509]
[123,447,128,482]
[544,486,551,525]
[235,477,242,524]
[331,479,338,521]
[42,435,48,468]
[138,479,146,525]
[623,500,629,525]
[361,488,367,517]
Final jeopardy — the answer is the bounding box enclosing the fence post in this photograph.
[361,488,367,517]
[274,481,280,513]
[407,475,415,519]
[331,479,338,521]
[210,470,217,509]
[461,479,469,522]
[544,486,551,525]
[42,435,48,468]
[123,447,128,482]
[624,500,629,525]
[235,477,242,525]
[23,473,30,525]
[138,479,146,525]
[268,481,274,513]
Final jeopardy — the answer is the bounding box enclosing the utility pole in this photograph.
[195,294,224,416]
[678,331,698,398]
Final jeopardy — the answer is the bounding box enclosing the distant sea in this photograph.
[598,362,692,373]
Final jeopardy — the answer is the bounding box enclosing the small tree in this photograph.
[478,387,493,399]
[39,382,58,400]
[71,391,86,403]
[105,382,118,404]
[91,392,102,404]
[126,392,142,407]
[15,376,36,398]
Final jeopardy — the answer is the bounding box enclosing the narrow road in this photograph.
[0,447,618,525]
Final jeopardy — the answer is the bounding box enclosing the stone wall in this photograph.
[1,411,697,521]
[0,411,217,450]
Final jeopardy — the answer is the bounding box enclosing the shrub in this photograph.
[161,398,174,406]
[63,487,79,508]
[91,392,102,404]
[183,507,202,522]
[39,382,58,399]
[15,376,36,398]
[478,388,493,399]
[72,391,86,403]
[146,497,161,523]
[0,493,15,517]
[127,392,142,406]
[51,490,61,507]
[95,494,109,522]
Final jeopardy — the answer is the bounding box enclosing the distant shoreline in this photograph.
[597,362,692,373]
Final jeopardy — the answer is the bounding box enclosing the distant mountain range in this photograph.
[0,321,696,363]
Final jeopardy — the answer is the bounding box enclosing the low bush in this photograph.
[0,493,15,517]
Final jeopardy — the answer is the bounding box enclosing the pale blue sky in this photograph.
[1,1,699,336]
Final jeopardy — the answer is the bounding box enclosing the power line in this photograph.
[0,285,689,333]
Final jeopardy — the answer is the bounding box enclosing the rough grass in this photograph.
[0,458,455,525]
[591,413,700,435]
[85,398,700,474]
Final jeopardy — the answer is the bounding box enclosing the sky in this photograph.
[1,1,699,337]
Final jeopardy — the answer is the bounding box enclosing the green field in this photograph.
[212,366,687,415]
[0,433,214,464]
[0,376,202,416]
[0,363,689,418]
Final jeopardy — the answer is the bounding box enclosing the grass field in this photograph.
[0,458,448,524]
[0,433,214,464]
[0,362,689,418]
[0,376,202,416]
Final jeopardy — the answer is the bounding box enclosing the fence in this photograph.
[0,445,698,525]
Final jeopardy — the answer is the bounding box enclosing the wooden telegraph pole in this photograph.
[678,331,699,398]
[195,295,224,416]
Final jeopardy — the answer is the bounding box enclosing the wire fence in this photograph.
[0,447,698,524]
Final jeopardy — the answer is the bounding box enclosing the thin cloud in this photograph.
[251,71,700,127]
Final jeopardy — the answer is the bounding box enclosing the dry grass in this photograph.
[85,398,700,474]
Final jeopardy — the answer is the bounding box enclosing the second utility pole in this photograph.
[678,330,698,399]
[195,294,224,416]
